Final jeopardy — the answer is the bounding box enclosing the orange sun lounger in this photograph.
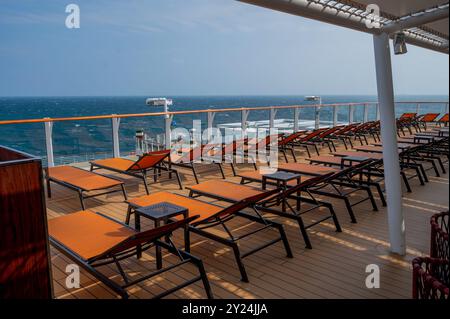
[186,176,342,249]
[170,143,226,184]
[126,189,293,282]
[48,210,213,299]
[90,150,182,195]
[46,166,128,210]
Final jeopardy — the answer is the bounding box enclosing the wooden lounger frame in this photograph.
[127,190,293,282]
[90,150,182,195]
[46,166,128,210]
[49,212,213,299]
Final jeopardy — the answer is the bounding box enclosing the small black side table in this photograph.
[341,155,370,168]
[135,202,189,269]
[262,171,301,212]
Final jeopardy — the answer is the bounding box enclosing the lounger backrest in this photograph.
[300,128,327,142]
[439,114,449,122]
[97,215,200,261]
[318,126,343,138]
[174,144,209,163]
[198,188,281,224]
[128,150,170,171]
[400,113,417,120]
[420,113,440,122]
[336,123,360,135]
[279,131,305,146]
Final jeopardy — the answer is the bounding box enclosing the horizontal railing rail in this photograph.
[0,102,380,125]
[0,101,448,167]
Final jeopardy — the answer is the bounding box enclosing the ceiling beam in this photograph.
[382,5,449,34]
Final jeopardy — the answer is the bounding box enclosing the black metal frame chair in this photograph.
[49,211,213,299]
[127,189,293,283]
[187,175,342,250]
[90,150,182,195]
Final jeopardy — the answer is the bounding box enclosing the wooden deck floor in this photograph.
[47,134,449,299]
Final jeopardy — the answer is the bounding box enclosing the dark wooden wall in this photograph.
[0,147,52,299]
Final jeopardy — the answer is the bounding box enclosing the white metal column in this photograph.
[44,119,55,167]
[112,116,121,158]
[373,32,406,255]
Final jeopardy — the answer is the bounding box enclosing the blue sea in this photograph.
[0,95,448,165]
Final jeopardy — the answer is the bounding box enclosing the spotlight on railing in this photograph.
[393,32,408,55]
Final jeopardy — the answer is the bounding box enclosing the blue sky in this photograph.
[0,0,448,96]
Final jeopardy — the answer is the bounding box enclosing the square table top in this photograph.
[135,202,188,220]
[262,171,302,182]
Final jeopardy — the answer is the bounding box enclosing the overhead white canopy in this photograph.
[239,0,449,53]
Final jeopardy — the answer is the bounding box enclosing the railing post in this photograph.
[376,103,381,120]
[348,105,354,124]
[363,104,369,123]
[207,111,215,130]
[44,119,55,167]
[446,102,449,113]
[111,116,121,158]
[333,105,339,127]
[241,109,249,136]
[165,115,173,150]
[416,103,420,115]
[294,107,300,132]
[269,108,277,130]
[314,105,321,129]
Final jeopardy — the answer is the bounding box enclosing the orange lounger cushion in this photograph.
[278,163,339,176]
[48,166,123,191]
[127,192,223,223]
[48,210,135,261]
[91,158,135,171]
[188,180,264,202]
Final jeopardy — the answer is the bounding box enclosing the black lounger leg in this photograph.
[366,187,379,211]
[174,170,183,190]
[191,163,200,184]
[275,223,293,258]
[142,171,150,195]
[401,171,412,193]
[125,206,132,225]
[231,243,249,282]
[218,163,226,179]
[196,259,214,299]
[121,184,128,201]
[343,197,357,223]
[296,216,313,249]
[79,190,86,210]
[328,204,342,233]
[376,183,387,207]
[290,148,297,163]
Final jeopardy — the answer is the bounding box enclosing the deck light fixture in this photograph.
[393,32,408,55]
